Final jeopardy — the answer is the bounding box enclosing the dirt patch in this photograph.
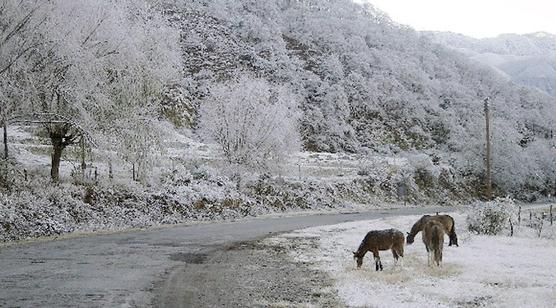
[168,252,208,264]
[456,295,493,307]
[153,238,343,307]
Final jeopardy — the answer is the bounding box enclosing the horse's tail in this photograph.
[431,225,442,265]
[431,225,440,248]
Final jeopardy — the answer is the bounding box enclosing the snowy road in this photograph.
[0,206,456,307]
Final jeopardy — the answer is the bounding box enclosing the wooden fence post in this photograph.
[509,218,513,237]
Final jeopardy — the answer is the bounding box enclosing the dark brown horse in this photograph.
[422,220,445,266]
[406,214,458,247]
[353,229,405,271]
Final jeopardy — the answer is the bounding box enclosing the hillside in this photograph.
[423,31,556,96]
[167,0,555,195]
[1,0,555,243]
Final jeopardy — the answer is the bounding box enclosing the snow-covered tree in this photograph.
[0,0,45,158]
[199,77,301,171]
[18,0,182,181]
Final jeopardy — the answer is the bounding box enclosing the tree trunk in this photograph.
[51,136,64,182]
[132,162,136,181]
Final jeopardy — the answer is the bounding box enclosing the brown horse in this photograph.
[353,229,405,271]
[406,214,458,247]
[422,220,445,266]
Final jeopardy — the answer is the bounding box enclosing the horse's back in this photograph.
[364,229,404,250]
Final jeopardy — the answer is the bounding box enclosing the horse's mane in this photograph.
[356,232,373,254]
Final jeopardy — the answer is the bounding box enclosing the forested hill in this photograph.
[167,0,555,194]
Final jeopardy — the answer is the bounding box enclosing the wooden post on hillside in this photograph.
[484,97,492,201]
[509,218,514,237]
[80,137,87,179]
[550,205,553,226]
[3,121,8,159]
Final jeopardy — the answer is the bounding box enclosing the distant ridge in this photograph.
[423,31,556,96]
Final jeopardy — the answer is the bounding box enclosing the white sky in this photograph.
[360,0,556,38]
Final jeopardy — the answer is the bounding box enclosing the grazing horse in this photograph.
[422,220,445,266]
[353,229,405,271]
[406,214,458,247]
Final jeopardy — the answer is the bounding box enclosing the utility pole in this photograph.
[80,136,87,180]
[3,121,8,159]
[484,97,492,201]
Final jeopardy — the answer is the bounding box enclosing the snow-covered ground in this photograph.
[268,212,556,307]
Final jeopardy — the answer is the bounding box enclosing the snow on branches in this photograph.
[199,77,301,171]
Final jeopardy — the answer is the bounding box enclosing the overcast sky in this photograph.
[361,0,556,38]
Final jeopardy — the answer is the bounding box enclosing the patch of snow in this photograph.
[274,212,556,307]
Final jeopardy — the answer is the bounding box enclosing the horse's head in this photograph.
[353,251,364,269]
[406,232,415,244]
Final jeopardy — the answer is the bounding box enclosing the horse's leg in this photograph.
[439,248,443,267]
[452,232,459,247]
[450,220,459,247]
[448,231,456,246]
[424,244,430,266]
[372,249,381,271]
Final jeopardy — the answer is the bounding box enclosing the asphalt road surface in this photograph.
[0,206,456,307]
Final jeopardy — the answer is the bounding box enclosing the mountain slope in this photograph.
[165,0,555,195]
[424,31,556,96]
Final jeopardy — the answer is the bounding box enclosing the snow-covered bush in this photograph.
[466,198,517,235]
[198,77,301,171]
[355,153,465,203]
[0,160,25,192]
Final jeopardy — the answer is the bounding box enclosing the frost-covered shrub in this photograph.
[198,77,301,171]
[466,198,517,235]
[355,153,466,202]
[0,160,21,192]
